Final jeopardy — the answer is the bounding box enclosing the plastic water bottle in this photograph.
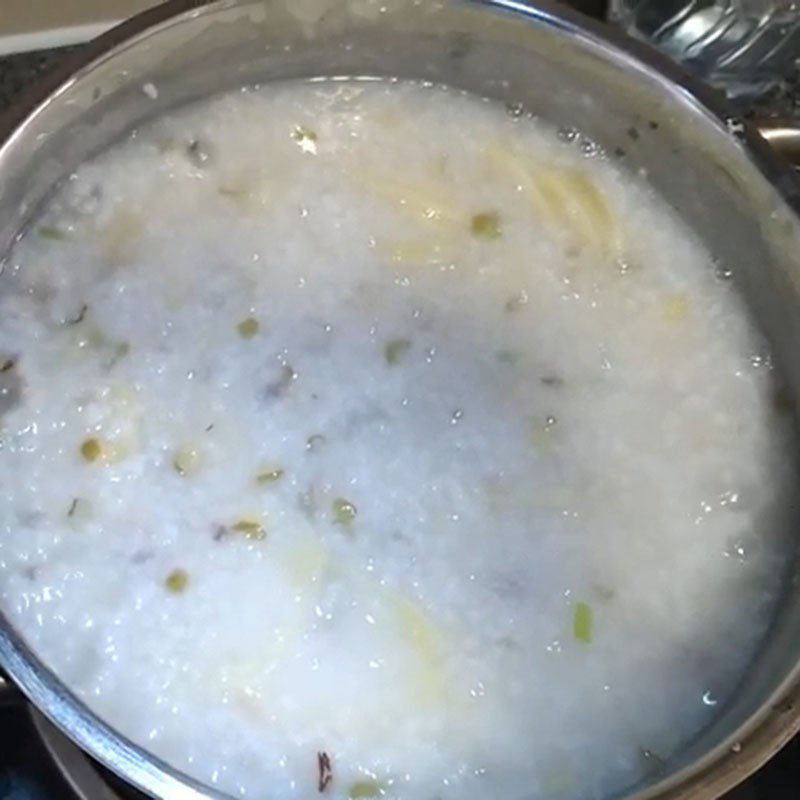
[608,0,800,97]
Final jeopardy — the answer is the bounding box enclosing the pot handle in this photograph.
[756,118,800,169]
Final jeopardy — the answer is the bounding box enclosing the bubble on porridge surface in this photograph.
[0,79,795,800]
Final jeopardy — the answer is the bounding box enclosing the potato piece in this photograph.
[384,235,462,267]
[103,207,143,264]
[353,170,467,225]
[484,142,620,255]
[663,293,690,322]
[394,594,443,663]
[283,538,329,589]
[539,166,619,254]
[390,593,449,710]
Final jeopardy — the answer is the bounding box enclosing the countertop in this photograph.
[0,0,155,55]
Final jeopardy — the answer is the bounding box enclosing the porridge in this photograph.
[0,80,794,799]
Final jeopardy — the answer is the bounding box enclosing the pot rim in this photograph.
[1,1,800,799]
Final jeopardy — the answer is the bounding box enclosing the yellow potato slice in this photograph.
[389,592,449,711]
[103,207,143,264]
[354,170,467,225]
[663,293,690,322]
[484,142,620,256]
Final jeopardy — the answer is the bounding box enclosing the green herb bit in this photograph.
[0,357,16,373]
[80,437,104,463]
[266,364,296,398]
[65,304,88,326]
[212,524,229,542]
[82,328,106,350]
[232,519,267,541]
[471,211,502,240]
[496,350,519,365]
[106,341,130,369]
[186,138,213,168]
[38,225,69,241]
[67,497,93,525]
[67,498,81,517]
[384,338,411,366]
[348,780,383,799]
[291,126,318,154]
[173,447,202,477]
[504,290,529,313]
[292,126,318,142]
[257,467,284,484]
[306,434,326,452]
[237,317,260,339]
[540,373,564,388]
[573,601,593,644]
[333,498,357,525]
[218,185,245,199]
[165,568,189,593]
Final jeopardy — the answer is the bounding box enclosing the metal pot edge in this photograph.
[1,1,800,799]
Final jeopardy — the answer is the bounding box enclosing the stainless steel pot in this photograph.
[2,1,800,798]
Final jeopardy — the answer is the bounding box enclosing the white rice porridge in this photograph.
[0,80,795,800]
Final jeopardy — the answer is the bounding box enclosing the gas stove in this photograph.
[0,693,145,800]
